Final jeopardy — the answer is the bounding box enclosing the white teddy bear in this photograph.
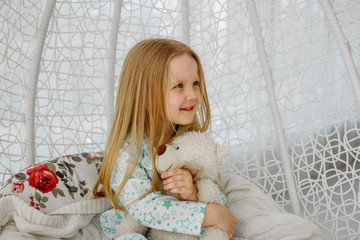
[115,131,229,240]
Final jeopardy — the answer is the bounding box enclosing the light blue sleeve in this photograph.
[111,141,206,236]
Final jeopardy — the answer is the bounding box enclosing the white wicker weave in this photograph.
[1,1,359,239]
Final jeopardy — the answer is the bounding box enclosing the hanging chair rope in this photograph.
[181,0,190,45]
[244,0,300,215]
[106,0,123,134]
[318,0,360,107]
[25,0,56,166]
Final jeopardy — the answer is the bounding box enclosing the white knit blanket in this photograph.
[0,195,110,240]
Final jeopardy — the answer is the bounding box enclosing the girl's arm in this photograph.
[202,203,237,240]
[162,168,236,239]
[112,149,206,236]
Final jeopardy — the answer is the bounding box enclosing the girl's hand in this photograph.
[161,168,198,201]
[202,203,237,240]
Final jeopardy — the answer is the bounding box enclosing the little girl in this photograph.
[92,38,237,240]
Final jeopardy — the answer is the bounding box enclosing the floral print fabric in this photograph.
[0,152,103,213]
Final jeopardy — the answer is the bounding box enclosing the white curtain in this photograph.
[1,0,359,239]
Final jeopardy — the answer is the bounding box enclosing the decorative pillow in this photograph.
[0,152,104,213]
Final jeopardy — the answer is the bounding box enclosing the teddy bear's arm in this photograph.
[196,178,224,204]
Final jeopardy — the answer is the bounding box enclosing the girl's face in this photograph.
[167,54,202,126]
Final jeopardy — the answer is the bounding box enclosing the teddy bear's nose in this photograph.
[157,145,167,156]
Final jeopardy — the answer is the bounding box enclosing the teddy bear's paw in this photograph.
[197,179,221,204]
[201,226,229,240]
[115,233,147,240]
[151,229,198,240]
[115,213,148,238]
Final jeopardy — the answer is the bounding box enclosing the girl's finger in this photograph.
[163,178,193,191]
[161,169,180,179]
[168,187,187,194]
[163,172,192,184]
[163,175,182,184]
[161,168,189,179]
[164,180,183,189]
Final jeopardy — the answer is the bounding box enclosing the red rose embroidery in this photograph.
[30,201,40,210]
[26,164,59,193]
[11,182,24,196]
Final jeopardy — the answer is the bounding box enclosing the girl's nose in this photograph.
[185,87,196,100]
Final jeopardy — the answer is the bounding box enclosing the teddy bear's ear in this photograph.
[215,144,229,164]
[157,145,167,156]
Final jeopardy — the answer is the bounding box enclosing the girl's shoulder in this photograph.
[121,134,150,150]
[119,134,152,167]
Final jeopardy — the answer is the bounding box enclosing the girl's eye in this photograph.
[174,83,183,88]
[193,81,199,86]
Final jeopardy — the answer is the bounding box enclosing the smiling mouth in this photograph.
[180,106,193,111]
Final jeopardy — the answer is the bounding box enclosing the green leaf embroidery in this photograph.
[62,170,68,177]
[71,156,82,162]
[39,203,46,208]
[14,173,26,181]
[52,189,57,198]
[35,192,41,201]
[45,163,56,172]
[70,186,78,193]
[86,158,93,165]
[69,192,75,199]
[68,167,74,176]
[56,171,64,178]
[50,158,59,163]
[58,163,65,170]
[41,196,49,202]
[52,188,65,198]
[57,188,65,197]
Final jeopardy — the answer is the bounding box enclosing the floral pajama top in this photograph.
[100,135,226,239]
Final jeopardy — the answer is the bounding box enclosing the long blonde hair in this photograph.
[92,38,211,210]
